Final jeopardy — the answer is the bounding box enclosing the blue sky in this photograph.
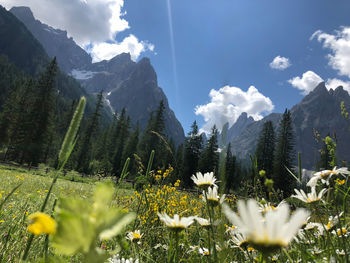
[122,0,350,133]
[2,0,350,133]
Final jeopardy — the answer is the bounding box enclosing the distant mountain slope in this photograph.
[0,5,112,123]
[11,6,185,145]
[230,82,350,169]
[10,6,92,73]
[107,57,185,145]
[0,5,47,76]
[230,113,282,159]
[227,112,255,143]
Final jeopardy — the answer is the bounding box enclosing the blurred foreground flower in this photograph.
[158,212,196,232]
[223,199,309,253]
[51,183,135,262]
[307,167,350,187]
[291,187,327,204]
[191,172,217,189]
[27,212,56,235]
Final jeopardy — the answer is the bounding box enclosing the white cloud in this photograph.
[326,78,350,93]
[288,71,324,95]
[269,56,291,70]
[0,0,154,61]
[89,35,154,62]
[311,27,350,78]
[288,71,350,94]
[195,85,274,134]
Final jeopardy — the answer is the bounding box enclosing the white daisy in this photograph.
[307,167,350,187]
[228,232,249,249]
[126,230,143,242]
[325,212,343,231]
[202,186,226,206]
[223,199,309,252]
[332,227,348,237]
[258,200,285,215]
[191,172,217,189]
[304,222,324,236]
[195,217,211,227]
[157,212,196,232]
[291,187,327,204]
[336,249,345,256]
[198,247,210,256]
[108,254,139,263]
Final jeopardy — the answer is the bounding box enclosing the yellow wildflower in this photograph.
[27,212,56,235]
[335,178,345,185]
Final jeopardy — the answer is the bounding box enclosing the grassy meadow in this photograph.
[0,162,350,262]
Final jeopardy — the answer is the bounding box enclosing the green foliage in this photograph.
[51,183,135,262]
[138,101,166,168]
[255,121,275,178]
[76,91,104,173]
[224,143,238,192]
[198,125,219,175]
[58,96,86,170]
[182,121,203,187]
[272,109,295,198]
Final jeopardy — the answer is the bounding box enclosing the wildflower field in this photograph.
[1,97,350,263]
[1,162,350,262]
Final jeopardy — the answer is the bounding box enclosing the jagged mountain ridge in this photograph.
[11,6,185,145]
[229,82,350,169]
[227,112,255,143]
[10,6,91,73]
[0,5,105,119]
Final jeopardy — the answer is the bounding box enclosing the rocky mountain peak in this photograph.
[10,6,34,23]
[226,112,255,143]
[10,6,92,73]
[333,85,349,98]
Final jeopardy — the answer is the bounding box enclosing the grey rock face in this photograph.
[12,6,185,145]
[106,57,185,145]
[230,113,281,159]
[227,112,255,143]
[10,6,92,73]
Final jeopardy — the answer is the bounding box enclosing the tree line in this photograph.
[0,55,332,195]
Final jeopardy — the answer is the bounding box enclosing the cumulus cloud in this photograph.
[89,35,155,62]
[288,71,350,95]
[326,78,350,93]
[269,56,291,70]
[0,0,154,61]
[288,71,324,95]
[195,85,274,134]
[311,27,350,78]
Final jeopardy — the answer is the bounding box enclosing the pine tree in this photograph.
[76,90,103,173]
[198,125,219,175]
[225,143,237,193]
[182,121,203,188]
[121,123,140,177]
[174,143,184,183]
[111,114,130,177]
[255,121,275,177]
[24,58,58,165]
[138,101,166,168]
[272,109,295,197]
[2,78,36,161]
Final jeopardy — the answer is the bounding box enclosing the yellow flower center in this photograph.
[133,232,141,239]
